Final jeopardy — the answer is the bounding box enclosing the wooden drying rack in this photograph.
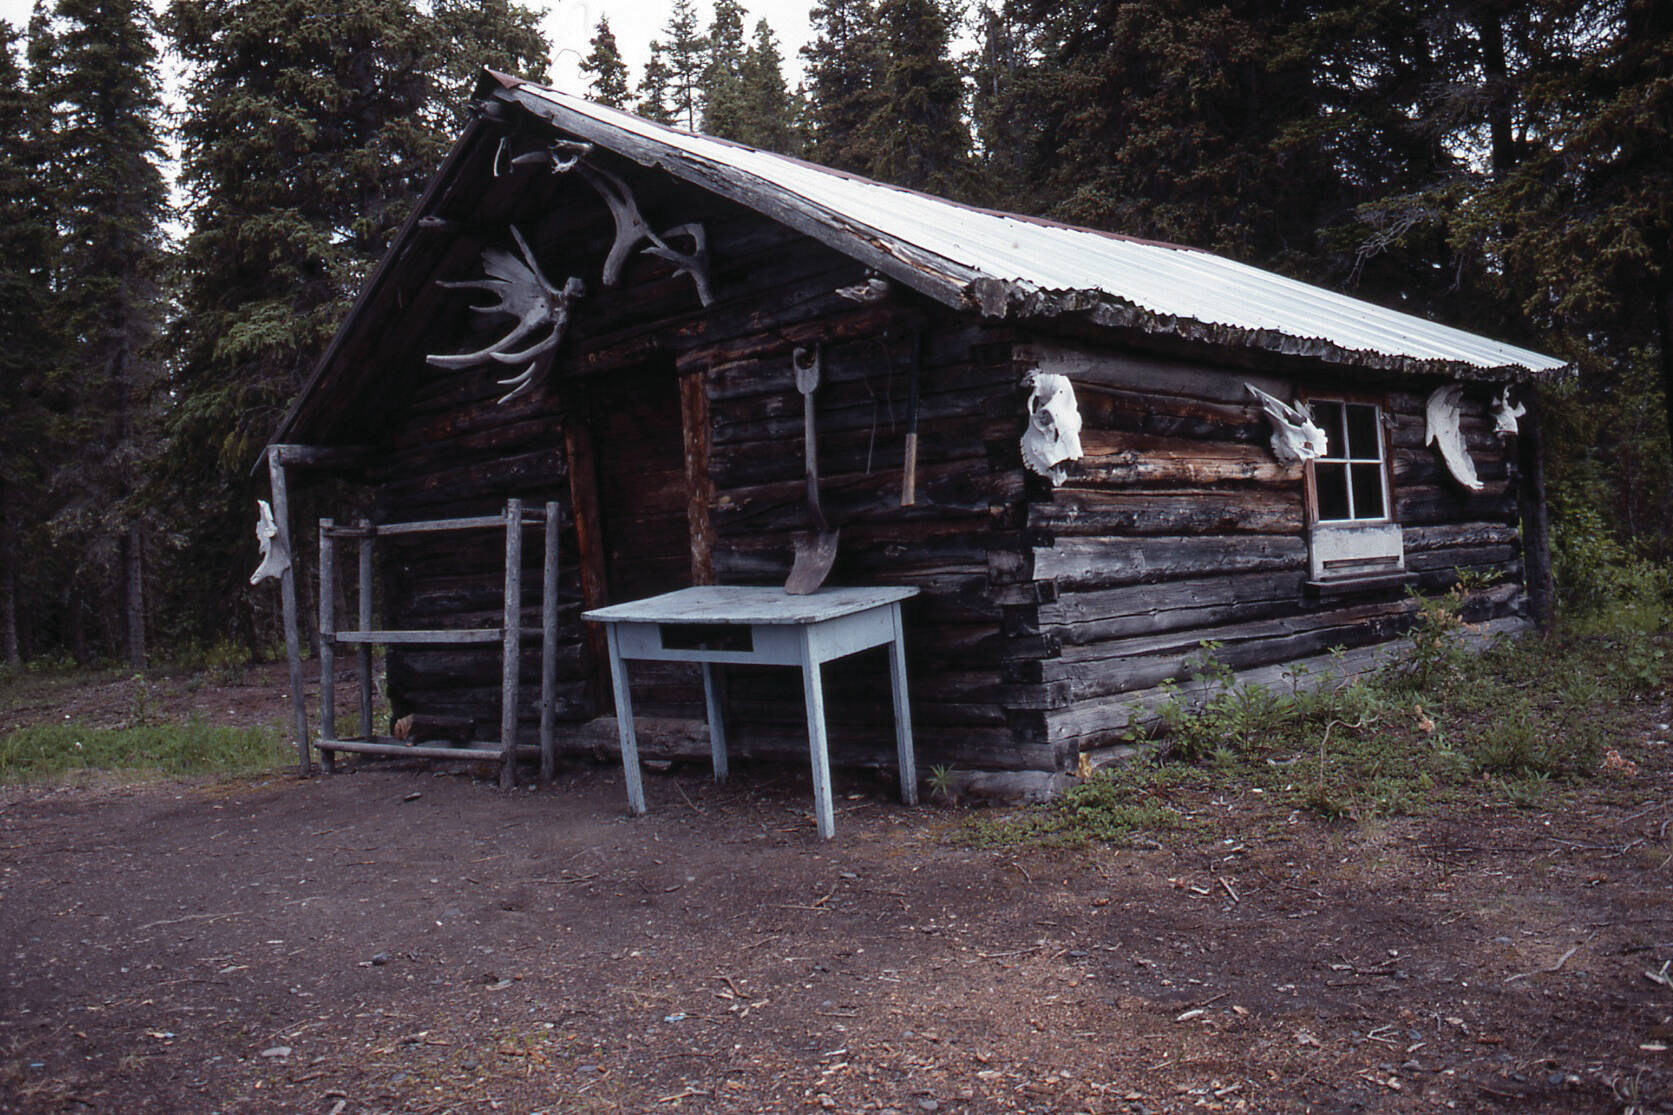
[314,498,560,787]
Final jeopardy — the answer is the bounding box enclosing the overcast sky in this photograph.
[0,1,817,97]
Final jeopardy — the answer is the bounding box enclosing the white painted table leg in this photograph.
[701,661,728,783]
[605,624,646,815]
[799,634,835,840]
[887,603,918,806]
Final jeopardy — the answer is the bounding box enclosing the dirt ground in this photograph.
[3,665,1673,1114]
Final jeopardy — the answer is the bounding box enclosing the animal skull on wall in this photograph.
[1490,386,1526,437]
[250,499,290,585]
[1021,372,1084,485]
[1425,384,1484,491]
[1245,384,1327,463]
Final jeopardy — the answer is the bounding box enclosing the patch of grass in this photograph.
[0,720,291,782]
[967,614,1669,846]
[963,764,1192,848]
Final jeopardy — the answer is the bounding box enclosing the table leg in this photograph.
[799,635,835,840]
[701,662,728,783]
[887,603,918,806]
[604,624,646,815]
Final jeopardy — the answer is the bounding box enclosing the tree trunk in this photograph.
[0,477,18,667]
[124,524,146,669]
[1658,285,1673,459]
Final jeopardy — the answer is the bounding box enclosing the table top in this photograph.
[582,585,918,626]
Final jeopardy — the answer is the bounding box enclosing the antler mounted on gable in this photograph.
[578,164,715,306]
[425,225,586,405]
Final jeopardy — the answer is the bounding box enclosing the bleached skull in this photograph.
[1489,386,1526,437]
[1246,384,1327,464]
[1021,373,1084,485]
[250,499,291,585]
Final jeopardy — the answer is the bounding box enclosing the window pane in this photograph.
[1311,401,1343,459]
[1345,404,1380,460]
[1351,463,1386,519]
[1316,462,1350,519]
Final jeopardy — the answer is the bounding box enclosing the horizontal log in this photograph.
[1048,608,1414,700]
[1394,483,1518,526]
[1013,342,1292,405]
[1403,522,1521,551]
[1047,597,1415,672]
[1067,430,1302,488]
[1033,534,1308,590]
[1030,488,1304,536]
[1073,380,1263,441]
[1041,615,1532,746]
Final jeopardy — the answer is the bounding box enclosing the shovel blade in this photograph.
[784,529,840,595]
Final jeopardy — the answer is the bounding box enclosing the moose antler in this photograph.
[426,225,586,405]
[1426,384,1484,491]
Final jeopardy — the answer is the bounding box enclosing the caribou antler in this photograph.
[578,164,715,305]
[426,225,586,405]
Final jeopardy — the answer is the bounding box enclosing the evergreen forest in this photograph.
[1,0,1669,669]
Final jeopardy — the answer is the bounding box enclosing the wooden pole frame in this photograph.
[267,450,311,776]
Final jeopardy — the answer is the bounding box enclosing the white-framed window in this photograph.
[1303,397,1404,584]
[1309,399,1390,522]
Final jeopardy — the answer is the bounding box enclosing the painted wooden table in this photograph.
[582,585,919,839]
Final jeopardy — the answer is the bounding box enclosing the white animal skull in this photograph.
[1490,386,1526,437]
[1021,373,1084,485]
[1425,384,1484,491]
[1245,384,1327,463]
[250,499,291,585]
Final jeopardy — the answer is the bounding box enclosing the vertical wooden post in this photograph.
[268,449,310,776]
[357,520,374,740]
[499,499,523,789]
[540,501,560,784]
[1516,393,1555,630]
[564,418,612,709]
[317,518,336,774]
[679,369,716,585]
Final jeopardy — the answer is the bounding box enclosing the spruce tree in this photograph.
[660,0,707,130]
[852,0,971,196]
[801,0,880,172]
[735,19,803,154]
[700,0,748,138]
[159,0,551,645]
[432,0,550,129]
[0,21,56,665]
[581,15,630,108]
[638,39,676,124]
[30,0,170,666]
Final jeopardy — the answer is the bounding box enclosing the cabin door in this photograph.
[566,361,710,716]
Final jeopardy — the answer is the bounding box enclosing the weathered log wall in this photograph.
[338,130,1533,778]
[362,152,1035,770]
[1007,341,1529,760]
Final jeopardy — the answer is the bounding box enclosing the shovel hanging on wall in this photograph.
[785,343,839,594]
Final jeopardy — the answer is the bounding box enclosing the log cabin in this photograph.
[260,71,1569,782]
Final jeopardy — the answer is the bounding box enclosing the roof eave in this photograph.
[968,278,1574,384]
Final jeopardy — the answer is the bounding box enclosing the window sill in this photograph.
[1303,571,1416,602]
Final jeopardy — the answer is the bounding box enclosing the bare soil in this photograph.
[2,665,1672,1114]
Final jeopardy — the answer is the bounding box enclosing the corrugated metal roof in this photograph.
[504,80,1567,380]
